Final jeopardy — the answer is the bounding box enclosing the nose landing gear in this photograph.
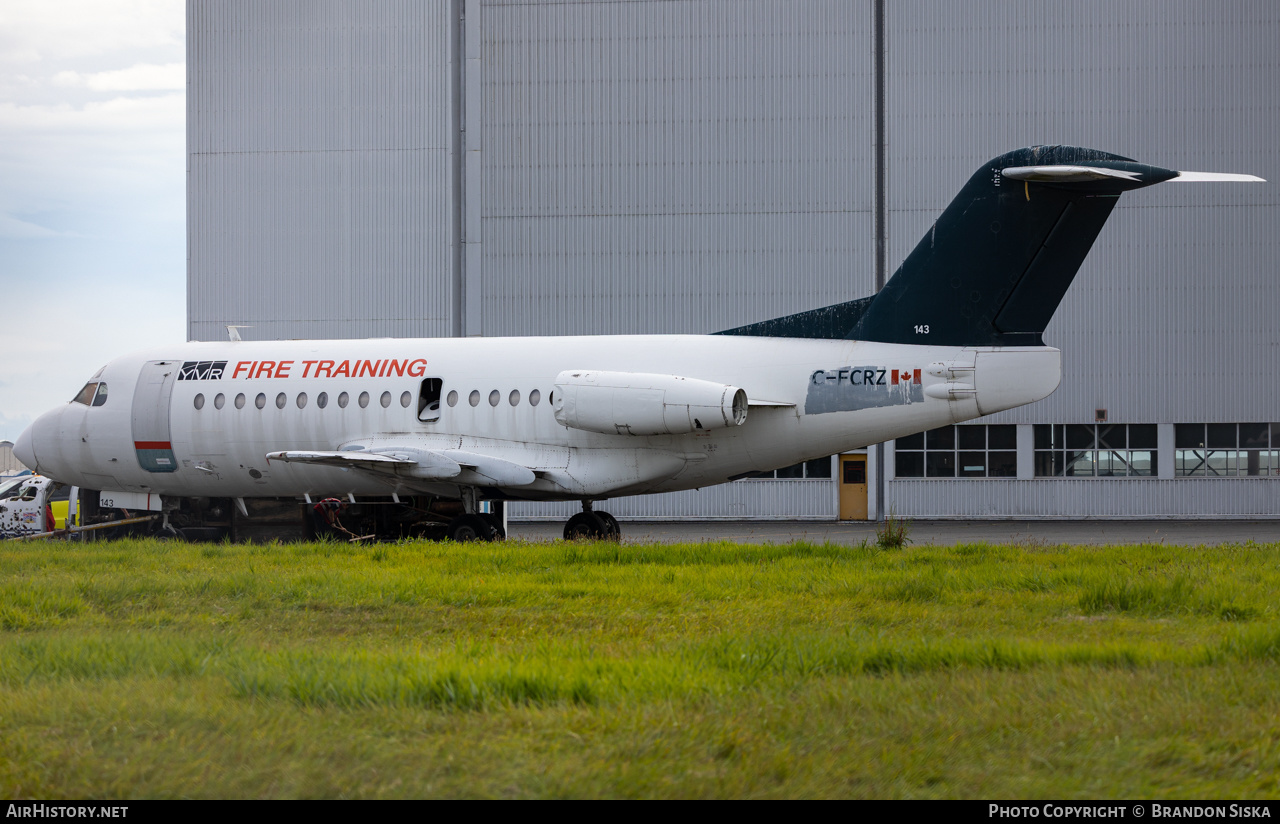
[564,501,620,541]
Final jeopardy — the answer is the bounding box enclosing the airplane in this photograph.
[12,146,1263,542]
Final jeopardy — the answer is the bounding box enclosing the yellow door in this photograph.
[839,456,868,520]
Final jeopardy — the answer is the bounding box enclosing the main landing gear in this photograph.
[445,488,506,542]
[563,501,620,541]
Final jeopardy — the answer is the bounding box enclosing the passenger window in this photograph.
[275,392,287,409]
[380,391,392,408]
[235,393,246,409]
[488,390,500,407]
[214,393,225,409]
[297,393,307,409]
[529,389,541,407]
[358,391,370,408]
[338,392,349,409]
[92,383,108,407]
[255,393,266,409]
[418,378,443,422]
[72,382,98,406]
[509,390,520,407]
[468,390,480,407]
[317,392,328,409]
[447,390,458,407]
[400,391,412,409]
[194,393,205,410]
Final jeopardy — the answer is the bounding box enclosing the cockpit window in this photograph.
[73,382,98,406]
[92,383,108,407]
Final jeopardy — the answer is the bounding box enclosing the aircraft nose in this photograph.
[13,421,37,471]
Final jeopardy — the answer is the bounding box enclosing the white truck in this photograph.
[0,475,76,538]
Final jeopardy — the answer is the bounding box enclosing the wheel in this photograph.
[481,512,506,541]
[447,513,496,542]
[595,510,621,542]
[564,511,608,540]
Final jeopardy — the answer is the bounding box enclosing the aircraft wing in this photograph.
[265,445,537,487]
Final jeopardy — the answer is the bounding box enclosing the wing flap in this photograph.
[265,448,462,480]
[265,445,538,486]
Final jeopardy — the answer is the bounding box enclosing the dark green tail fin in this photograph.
[718,146,1177,346]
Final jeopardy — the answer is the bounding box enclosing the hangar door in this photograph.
[839,455,868,520]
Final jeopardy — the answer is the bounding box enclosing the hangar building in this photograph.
[186,0,1280,520]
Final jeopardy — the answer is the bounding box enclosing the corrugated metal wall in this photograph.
[884,0,1280,425]
[511,480,837,522]
[475,0,876,336]
[187,0,456,342]
[881,0,1280,518]
[0,445,29,477]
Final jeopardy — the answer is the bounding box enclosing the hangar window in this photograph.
[419,379,443,421]
[896,425,1017,478]
[1033,424,1156,477]
[743,457,833,480]
[1175,423,1280,477]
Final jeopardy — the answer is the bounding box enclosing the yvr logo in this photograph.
[177,361,228,381]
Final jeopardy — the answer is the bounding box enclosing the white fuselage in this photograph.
[19,335,1061,503]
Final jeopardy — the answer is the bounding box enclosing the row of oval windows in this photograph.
[192,388,547,411]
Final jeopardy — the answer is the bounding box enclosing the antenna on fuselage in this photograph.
[226,326,251,342]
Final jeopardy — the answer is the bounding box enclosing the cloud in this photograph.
[0,0,182,65]
[52,62,184,91]
[0,214,60,238]
[0,93,184,133]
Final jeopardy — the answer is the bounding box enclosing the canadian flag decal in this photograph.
[891,369,922,385]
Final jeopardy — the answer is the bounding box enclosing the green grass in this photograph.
[2,535,1280,797]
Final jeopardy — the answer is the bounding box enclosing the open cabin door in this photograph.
[132,360,179,473]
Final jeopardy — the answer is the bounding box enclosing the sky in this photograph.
[0,0,185,443]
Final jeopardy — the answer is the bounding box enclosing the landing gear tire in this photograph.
[564,512,609,541]
[447,513,497,542]
[596,511,621,542]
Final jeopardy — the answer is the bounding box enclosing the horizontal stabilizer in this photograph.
[1171,171,1266,183]
[1002,165,1141,183]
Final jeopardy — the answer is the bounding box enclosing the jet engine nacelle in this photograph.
[553,370,748,436]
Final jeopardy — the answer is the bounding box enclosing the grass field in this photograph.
[2,533,1280,798]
